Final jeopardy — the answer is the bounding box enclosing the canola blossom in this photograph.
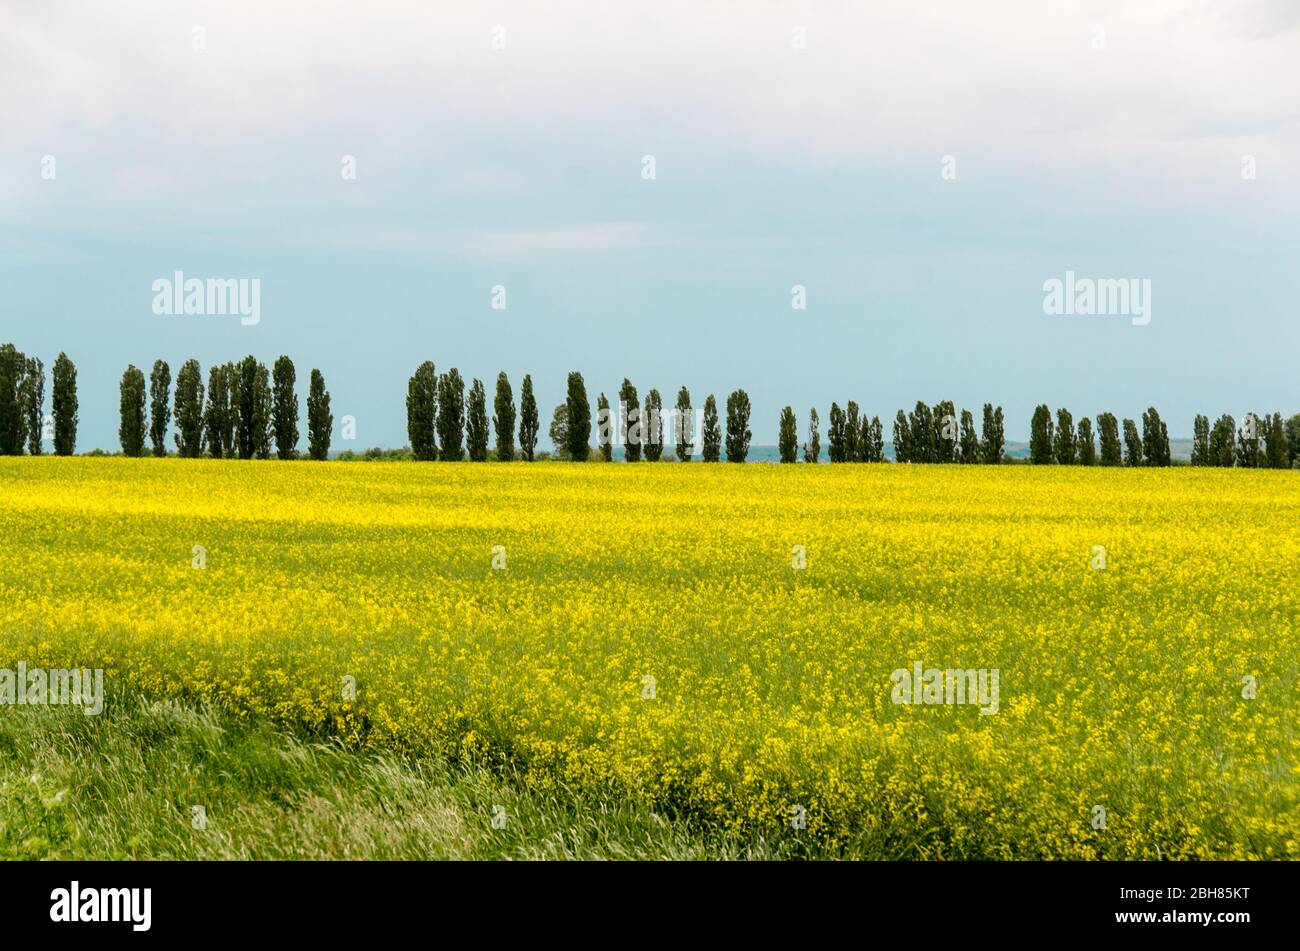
[0,457,1296,858]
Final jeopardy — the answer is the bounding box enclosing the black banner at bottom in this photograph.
[0,860,1288,939]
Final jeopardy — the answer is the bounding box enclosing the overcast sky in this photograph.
[2,0,1298,448]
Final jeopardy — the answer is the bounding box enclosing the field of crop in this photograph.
[0,458,1296,859]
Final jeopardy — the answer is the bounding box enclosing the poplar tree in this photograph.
[701,395,721,462]
[518,374,539,461]
[1210,415,1236,467]
[934,400,957,463]
[909,402,936,463]
[466,378,489,461]
[203,365,228,458]
[674,386,693,461]
[173,359,205,458]
[1029,405,1054,464]
[1122,419,1142,466]
[844,401,861,462]
[959,409,979,463]
[1053,408,1075,465]
[619,379,641,462]
[597,393,613,461]
[893,410,912,463]
[644,388,664,462]
[20,355,43,455]
[778,406,798,462]
[51,353,78,456]
[565,371,591,462]
[1265,412,1289,468]
[406,361,438,461]
[0,344,25,455]
[1141,407,1170,466]
[119,365,146,457]
[867,416,884,462]
[437,369,465,461]
[307,369,332,460]
[1075,416,1096,466]
[1097,413,1121,466]
[149,359,171,456]
[980,404,1004,465]
[803,407,820,463]
[493,372,516,462]
[272,355,299,459]
[1190,415,1210,466]
[725,389,752,463]
[827,403,846,462]
[251,362,273,459]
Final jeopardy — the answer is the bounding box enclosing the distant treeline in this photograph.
[1,343,1297,468]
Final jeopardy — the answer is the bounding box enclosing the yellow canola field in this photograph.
[0,457,1296,858]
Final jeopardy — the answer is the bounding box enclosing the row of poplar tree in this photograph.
[776,401,1009,464]
[405,364,756,462]
[117,357,335,459]
[0,344,78,455]
[1026,404,1298,468]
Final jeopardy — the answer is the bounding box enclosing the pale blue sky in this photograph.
[2,1,1298,449]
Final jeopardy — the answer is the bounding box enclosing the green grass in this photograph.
[0,685,833,860]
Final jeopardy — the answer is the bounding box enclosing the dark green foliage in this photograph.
[51,353,77,456]
[908,402,936,463]
[778,406,798,463]
[980,404,1004,465]
[493,372,515,462]
[701,395,721,462]
[437,369,465,461]
[1122,419,1142,466]
[518,374,539,462]
[803,407,820,463]
[565,372,591,462]
[1210,414,1236,467]
[959,409,978,463]
[272,356,299,460]
[1029,404,1054,464]
[1190,415,1210,466]
[0,344,25,455]
[307,369,332,460]
[1287,414,1300,468]
[893,410,912,463]
[251,362,272,460]
[1265,412,1288,468]
[407,361,438,461]
[1097,413,1121,466]
[221,363,239,458]
[20,356,43,455]
[596,393,613,461]
[1075,416,1096,466]
[1141,406,1170,467]
[1236,413,1261,468]
[844,401,860,462]
[643,389,664,462]
[619,379,640,462]
[725,389,751,463]
[933,400,957,463]
[827,403,846,462]
[149,360,170,457]
[466,378,490,461]
[549,403,569,458]
[203,365,229,459]
[866,416,884,462]
[1053,408,1075,465]
[675,387,693,461]
[119,365,147,457]
[173,359,205,458]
